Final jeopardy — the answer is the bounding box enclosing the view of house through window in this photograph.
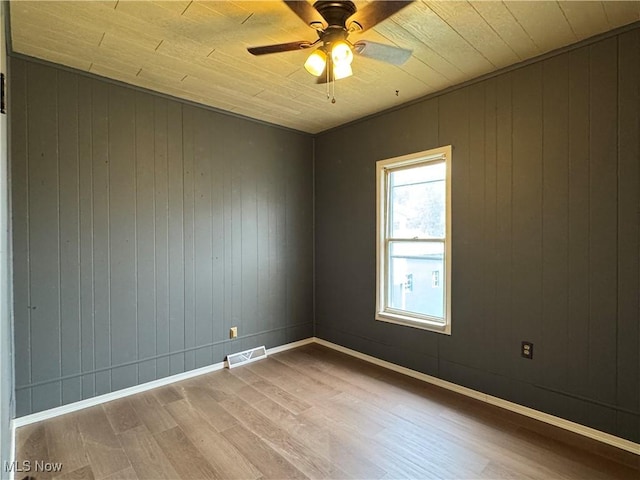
[376,146,451,334]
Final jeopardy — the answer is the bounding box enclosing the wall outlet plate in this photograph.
[521,341,533,359]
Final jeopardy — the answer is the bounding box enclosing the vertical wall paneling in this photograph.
[566,46,591,416]
[91,79,111,396]
[193,107,213,368]
[277,135,289,347]
[616,29,640,442]
[57,69,82,406]
[181,106,196,371]
[78,76,95,399]
[166,101,185,377]
[27,62,61,412]
[10,56,31,416]
[221,115,234,360]
[108,85,138,391]
[272,137,286,349]
[134,91,157,384]
[240,128,258,347]
[541,54,569,395]
[275,135,289,348]
[209,112,224,359]
[154,98,170,379]
[286,131,313,341]
[230,118,244,349]
[482,78,499,376]
[314,26,640,443]
[466,83,487,373]
[11,58,314,415]
[256,128,271,348]
[493,72,514,385]
[510,62,543,394]
[268,132,282,345]
[587,39,618,434]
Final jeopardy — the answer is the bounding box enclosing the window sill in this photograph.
[375,311,451,335]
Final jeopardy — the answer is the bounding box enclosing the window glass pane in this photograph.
[389,162,445,239]
[388,241,444,319]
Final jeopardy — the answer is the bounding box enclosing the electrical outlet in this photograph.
[230,326,238,339]
[521,341,533,359]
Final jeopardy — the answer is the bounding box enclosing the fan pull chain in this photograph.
[325,59,332,102]
[326,61,336,104]
[326,66,330,100]
[331,76,336,104]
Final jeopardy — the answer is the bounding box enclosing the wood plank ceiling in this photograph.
[9,1,640,134]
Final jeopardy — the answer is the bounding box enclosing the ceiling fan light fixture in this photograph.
[304,49,327,77]
[248,0,415,88]
[331,40,353,67]
[333,62,353,80]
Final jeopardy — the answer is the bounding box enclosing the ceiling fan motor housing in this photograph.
[313,1,358,51]
[313,1,357,29]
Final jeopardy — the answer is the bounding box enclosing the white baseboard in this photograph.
[11,336,640,456]
[12,361,225,428]
[266,337,315,355]
[312,337,640,456]
[12,338,310,429]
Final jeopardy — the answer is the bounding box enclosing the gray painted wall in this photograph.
[7,23,640,447]
[1,3,14,477]
[10,57,314,416]
[315,29,640,443]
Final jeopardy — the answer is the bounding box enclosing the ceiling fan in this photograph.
[247,1,415,83]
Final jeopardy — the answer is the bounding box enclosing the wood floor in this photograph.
[15,344,640,480]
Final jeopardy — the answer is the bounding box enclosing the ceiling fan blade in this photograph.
[347,0,414,32]
[283,1,327,29]
[247,41,312,56]
[353,40,412,65]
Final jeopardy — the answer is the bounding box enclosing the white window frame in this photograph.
[375,145,452,335]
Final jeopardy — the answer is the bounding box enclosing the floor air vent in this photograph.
[225,345,267,368]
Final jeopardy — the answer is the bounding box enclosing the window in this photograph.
[376,146,452,334]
